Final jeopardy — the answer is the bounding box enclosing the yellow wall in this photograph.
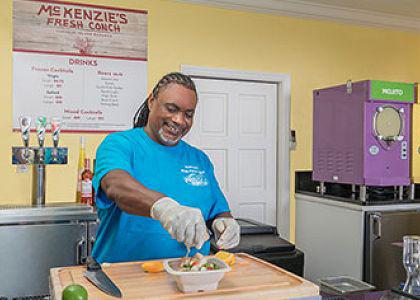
[1,0,420,238]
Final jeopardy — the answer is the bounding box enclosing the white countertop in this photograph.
[296,192,420,212]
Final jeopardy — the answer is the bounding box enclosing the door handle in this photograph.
[76,238,87,265]
[372,214,381,239]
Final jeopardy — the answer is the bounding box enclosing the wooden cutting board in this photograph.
[50,253,319,299]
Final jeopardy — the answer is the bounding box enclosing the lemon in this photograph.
[62,284,88,300]
[215,251,236,266]
[142,261,164,273]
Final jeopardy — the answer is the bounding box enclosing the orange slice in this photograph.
[215,251,236,266]
[142,261,164,273]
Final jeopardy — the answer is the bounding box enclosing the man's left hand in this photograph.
[212,217,240,249]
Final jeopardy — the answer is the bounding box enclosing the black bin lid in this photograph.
[211,218,295,254]
[231,233,295,254]
[237,218,277,235]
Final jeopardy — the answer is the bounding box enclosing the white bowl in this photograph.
[164,257,231,293]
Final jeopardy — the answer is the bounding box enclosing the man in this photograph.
[92,72,240,263]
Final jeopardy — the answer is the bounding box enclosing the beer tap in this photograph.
[19,116,31,162]
[36,116,47,163]
[51,117,62,161]
[33,116,47,205]
[12,116,68,206]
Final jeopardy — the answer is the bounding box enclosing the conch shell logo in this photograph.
[184,173,209,186]
[73,37,95,55]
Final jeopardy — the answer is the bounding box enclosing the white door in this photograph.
[185,78,277,226]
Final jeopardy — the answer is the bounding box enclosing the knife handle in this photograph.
[86,256,102,271]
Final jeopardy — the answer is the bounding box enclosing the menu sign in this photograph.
[13,0,148,132]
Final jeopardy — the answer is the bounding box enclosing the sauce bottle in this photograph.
[81,158,93,205]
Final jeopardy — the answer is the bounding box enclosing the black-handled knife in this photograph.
[83,256,122,298]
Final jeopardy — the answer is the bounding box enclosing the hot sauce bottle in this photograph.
[81,158,93,205]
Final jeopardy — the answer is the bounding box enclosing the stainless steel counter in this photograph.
[296,192,420,290]
[0,203,98,299]
[0,203,97,224]
[296,192,420,212]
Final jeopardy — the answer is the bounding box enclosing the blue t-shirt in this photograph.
[91,128,230,263]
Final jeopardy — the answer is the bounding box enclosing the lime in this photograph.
[62,284,88,300]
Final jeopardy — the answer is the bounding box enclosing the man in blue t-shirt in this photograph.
[92,72,240,263]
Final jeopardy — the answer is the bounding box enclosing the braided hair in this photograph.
[133,72,197,128]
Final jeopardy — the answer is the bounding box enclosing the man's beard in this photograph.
[158,128,180,145]
[158,121,184,145]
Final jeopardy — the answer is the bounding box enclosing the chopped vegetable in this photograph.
[179,253,221,272]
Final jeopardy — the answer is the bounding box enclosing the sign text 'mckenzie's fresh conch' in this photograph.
[12,0,148,133]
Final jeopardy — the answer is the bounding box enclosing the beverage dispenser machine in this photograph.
[312,80,416,201]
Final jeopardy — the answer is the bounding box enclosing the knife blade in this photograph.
[83,256,122,298]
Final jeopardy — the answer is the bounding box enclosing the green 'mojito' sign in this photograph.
[370,80,415,103]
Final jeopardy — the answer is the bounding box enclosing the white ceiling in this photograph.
[176,0,420,32]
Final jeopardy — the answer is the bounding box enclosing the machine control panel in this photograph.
[369,145,379,155]
[401,141,408,160]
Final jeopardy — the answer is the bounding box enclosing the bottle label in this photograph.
[81,180,92,196]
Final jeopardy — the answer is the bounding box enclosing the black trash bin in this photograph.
[211,218,304,277]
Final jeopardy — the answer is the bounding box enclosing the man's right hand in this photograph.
[150,197,209,249]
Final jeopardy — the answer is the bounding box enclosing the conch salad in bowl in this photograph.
[180,253,221,272]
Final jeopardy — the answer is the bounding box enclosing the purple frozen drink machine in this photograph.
[312,80,416,201]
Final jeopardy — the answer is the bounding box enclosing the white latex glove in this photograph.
[212,217,240,249]
[150,197,209,249]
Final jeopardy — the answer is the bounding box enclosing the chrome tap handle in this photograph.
[19,116,31,148]
[51,117,62,149]
[36,116,47,148]
[36,117,47,163]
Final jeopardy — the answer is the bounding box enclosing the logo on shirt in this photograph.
[181,165,209,186]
